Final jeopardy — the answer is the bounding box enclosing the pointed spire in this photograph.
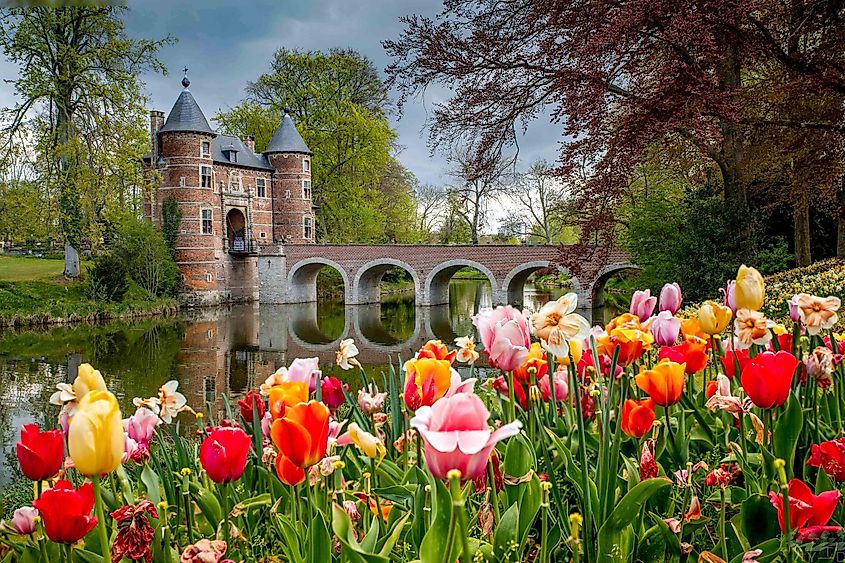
[264,108,312,155]
[159,71,214,136]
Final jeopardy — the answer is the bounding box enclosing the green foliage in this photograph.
[757,236,792,275]
[86,253,129,302]
[161,195,182,258]
[111,218,181,298]
[0,181,54,245]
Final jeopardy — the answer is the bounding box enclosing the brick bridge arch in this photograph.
[258,244,632,308]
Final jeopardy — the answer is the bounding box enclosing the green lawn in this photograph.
[0,254,68,281]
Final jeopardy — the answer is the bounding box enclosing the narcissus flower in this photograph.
[271,400,330,469]
[735,265,765,311]
[16,424,64,482]
[32,480,98,544]
[768,479,840,534]
[416,339,457,363]
[454,336,480,364]
[794,294,841,335]
[68,390,124,476]
[734,309,773,349]
[659,336,708,374]
[199,427,251,484]
[403,357,452,411]
[531,293,590,360]
[411,392,521,480]
[157,381,188,423]
[635,359,685,406]
[620,398,656,439]
[740,351,799,409]
[698,300,733,335]
[336,338,360,370]
[629,289,657,322]
[807,438,845,481]
[268,381,309,419]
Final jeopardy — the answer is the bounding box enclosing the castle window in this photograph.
[259,232,266,238]
[303,158,310,172]
[256,178,266,198]
[285,189,291,199]
[201,209,213,234]
[303,216,313,240]
[302,180,311,199]
[201,141,210,157]
[230,171,241,191]
[200,166,212,188]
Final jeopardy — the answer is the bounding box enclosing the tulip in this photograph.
[199,427,251,484]
[32,480,98,544]
[237,390,266,423]
[698,300,733,335]
[649,310,681,346]
[275,454,306,486]
[795,525,844,543]
[629,289,657,322]
[621,398,656,438]
[73,363,107,400]
[410,392,521,480]
[597,313,655,367]
[320,376,347,410]
[704,374,744,417]
[489,318,531,371]
[635,358,685,406]
[344,422,386,463]
[735,265,764,311]
[124,407,160,454]
[722,280,738,313]
[473,305,531,354]
[740,351,799,409]
[110,500,158,563]
[513,342,548,384]
[68,390,124,477]
[659,283,683,314]
[16,424,64,482]
[788,295,802,323]
[417,339,457,363]
[491,376,528,410]
[720,348,750,379]
[403,357,452,411]
[10,507,38,535]
[271,400,330,469]
[807,438,845,481]
[268,381,309,419]
[531,293,590,359]
[538,369,569,402]
[680,316,707,341]
[658,336,709,374]
[287,357,321,391]
[768,479,840,534]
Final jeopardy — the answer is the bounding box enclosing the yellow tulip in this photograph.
[348,422,386,463]
[698,300,732,335]
[68,390,124,476]
[735,265,764,311]
[72,363,107,400]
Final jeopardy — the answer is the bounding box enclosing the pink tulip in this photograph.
[788,295,801,323]
[11,506,38,535]
[659,283,683,314]
[649,310,681,346]
[722,280,738,314]
[472,306,531,354]
[124,408,160,447]
[287,357,321,392]
[630,290,657,322]
[489,319,530,371]
[410,392,521,480]
[260,411,273,438]
[539,369,569,402]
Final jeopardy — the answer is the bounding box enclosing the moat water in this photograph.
[0,280,615,489]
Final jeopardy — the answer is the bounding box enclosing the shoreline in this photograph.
[0,299,180,329]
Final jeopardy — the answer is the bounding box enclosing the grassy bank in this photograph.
[0,255,178,327]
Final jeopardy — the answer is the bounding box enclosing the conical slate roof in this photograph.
[159,80,215,136]
[264,110,312,154]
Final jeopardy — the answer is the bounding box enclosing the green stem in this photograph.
[38,520,50,562]
[221,482,230,548]
[507,370,517,422]
[370,457,383,532]
[440,493,459,563]
[92,475,112,563]
[449,473,472,563]
[720,488,728,562]
[568,363,594,561]
[487,458,501,524]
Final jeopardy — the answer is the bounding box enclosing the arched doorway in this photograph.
[226,208,247,252]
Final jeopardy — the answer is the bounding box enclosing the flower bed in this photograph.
[1,264,844,562]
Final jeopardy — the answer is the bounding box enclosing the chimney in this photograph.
[243,135,255,153]
[149,110,164,163]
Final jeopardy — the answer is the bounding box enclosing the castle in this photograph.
[143,74,314,305]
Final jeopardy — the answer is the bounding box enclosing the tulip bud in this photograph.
[734,265,765,311]
[788,295,801,323]
[629,289,657,322]
[68,390,124,477]
[698,300,733,335]
[659,283,683,315]
[11,507,38,535]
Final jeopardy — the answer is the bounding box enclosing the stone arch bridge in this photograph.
[256,244,633,308]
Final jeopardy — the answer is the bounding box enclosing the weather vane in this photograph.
[181,66,190,89]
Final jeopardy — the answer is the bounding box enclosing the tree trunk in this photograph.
[794,194,812,267]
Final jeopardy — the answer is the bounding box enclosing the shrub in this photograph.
[161,195,182,258]
[112,219,181,298]
[86,253,129,302]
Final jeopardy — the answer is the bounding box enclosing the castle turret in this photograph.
[264,109,314,243]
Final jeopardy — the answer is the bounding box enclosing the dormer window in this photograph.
[201,141,210,157]
[222,144,238,163]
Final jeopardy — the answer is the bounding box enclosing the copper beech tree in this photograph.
[384,0,845,268]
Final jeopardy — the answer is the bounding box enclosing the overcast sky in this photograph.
[0,1,564,229]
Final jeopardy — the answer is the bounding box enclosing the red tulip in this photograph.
[720,348,750,379]
[768,479,840,534]
[740,351,800,409]
[237,390,265,423]
[199,427,251,484]
[807,438,845,481]
[490,376,528,410]
[620,398,656,439]
[275,454,305,486]
[320,377,348,411]
[110,500,158,562]
[658,336,708,374]
[16,423,64,482]
[32,480,98,544]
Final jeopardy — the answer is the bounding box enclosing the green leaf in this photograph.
[331,503,390,563]
[307,512,332,563]
[493,503,520,562]
[71,549,104,563]
[379,512,411,556]
[140,464,161,506]
[739,494,779,547]
[420,474,457,563]
[596,477,672,562]
[516,474,541,546]
[773,391,802,476]
[275,514,305,563]
[189,482,222,530]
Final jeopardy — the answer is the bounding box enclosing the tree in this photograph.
[214,48,407,243]
[0,6,172,275]
[384,0,845,267]
[415,184,446,241]
[512,160,565,244]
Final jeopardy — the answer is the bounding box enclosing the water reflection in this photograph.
[0,280,615,489]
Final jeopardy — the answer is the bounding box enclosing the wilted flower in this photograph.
[336,338,360,370]
[454,336,480,364]
[9,507,38,535]
[358,383,387,414]
[342,500,360,522]
[806,346,835,388]
[180,539,231,563]
[640,439,658,479]
[704,375,744,417]
[110,500,158,563]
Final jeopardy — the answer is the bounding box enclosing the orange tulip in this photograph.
[513,342,548,384]
[636,359,685,406]
[403,357,452,411]
[268,382,309,419]
[596,314,654,367]
[620,398,656,439]
[275,454,306,486]
[270,400,330,469]
[680,317,707,341]
[416,340,457,363]
[658,336,709,374]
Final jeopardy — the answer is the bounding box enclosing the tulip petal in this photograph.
[419,430,459,453]
[271,419,311,468]
[456,430,493,455]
